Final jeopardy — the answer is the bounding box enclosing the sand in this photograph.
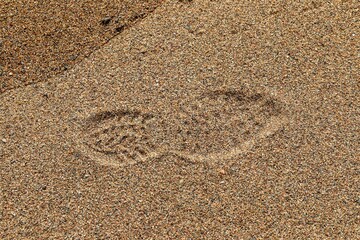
[0,0,359,239]
[0,0,164,92]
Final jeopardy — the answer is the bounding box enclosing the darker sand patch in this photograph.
[0,0,165,93]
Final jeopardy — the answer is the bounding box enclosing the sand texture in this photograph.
[0,0,164,92]
[0,0,359,239]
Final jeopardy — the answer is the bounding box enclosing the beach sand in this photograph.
[0,0,359,239]
[0,0,164,92]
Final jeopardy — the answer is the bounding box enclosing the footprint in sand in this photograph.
[155,87,288,162]
[74,87,288,168]
[75,110,158,167]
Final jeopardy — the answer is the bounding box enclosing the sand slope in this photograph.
[0,0,359,239]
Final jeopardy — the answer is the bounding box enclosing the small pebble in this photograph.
[218,168,226,175]
[197,28,206,35]
[115,25,125,33]
[139,46,147,53]
[1,138,7,143]
[69,54,78,61]
[101,17,112,26]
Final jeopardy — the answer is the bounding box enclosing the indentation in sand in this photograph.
[77,110,157,167]
[74,86,289,168]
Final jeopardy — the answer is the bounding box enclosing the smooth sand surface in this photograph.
[1,0,359,239]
